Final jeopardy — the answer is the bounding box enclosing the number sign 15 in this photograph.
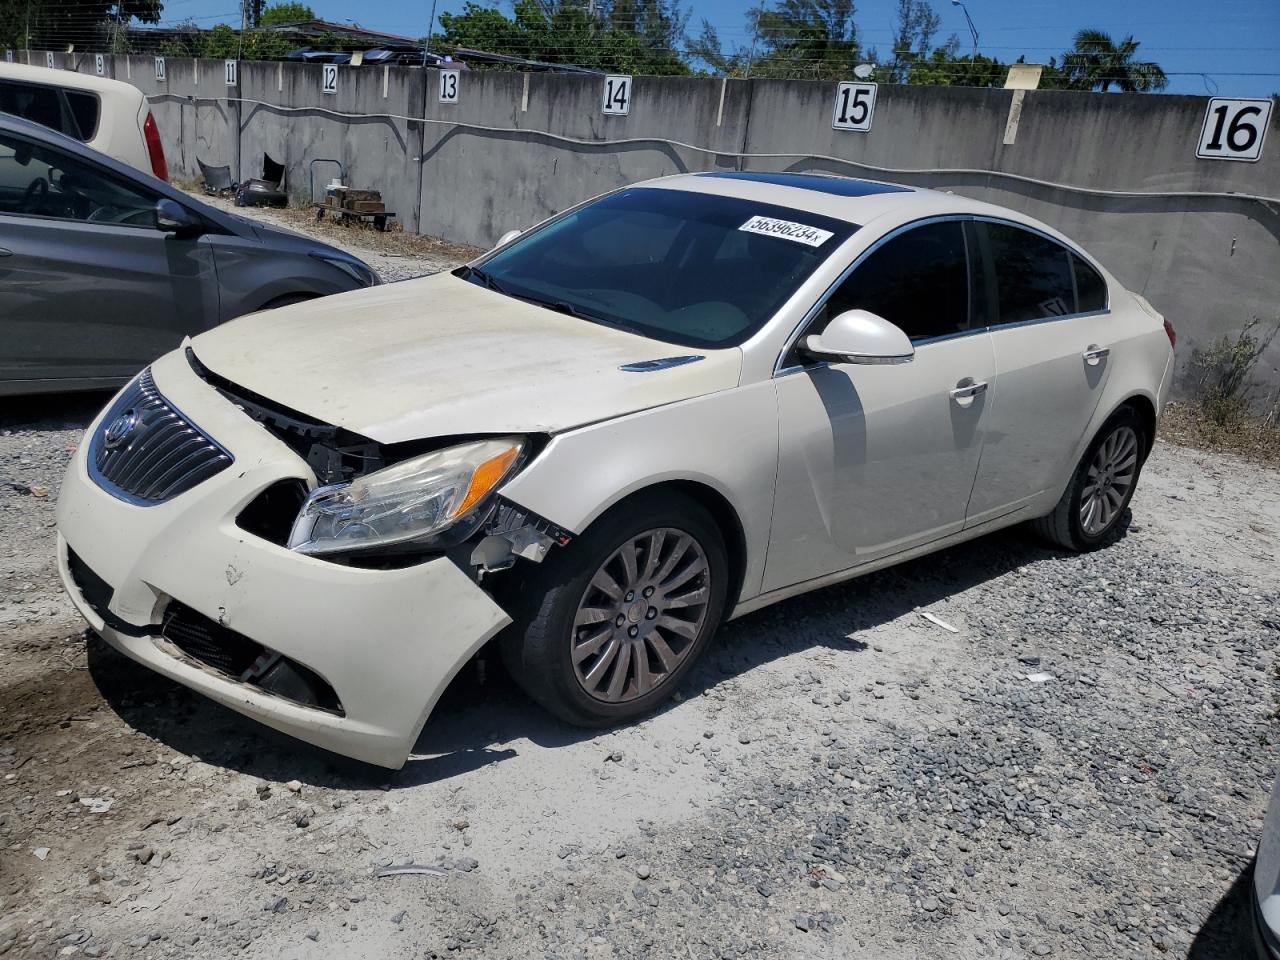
[438,69,459,104]
[602,75,632,116]
[1197,98,1272,162]
[832,81,876,132]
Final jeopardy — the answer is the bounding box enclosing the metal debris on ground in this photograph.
[374,863,449,878]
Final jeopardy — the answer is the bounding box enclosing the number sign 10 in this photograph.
[602,75,632,116]
[832,81,876,132]
[1197,98,1272,162]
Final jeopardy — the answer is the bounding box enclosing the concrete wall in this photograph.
[16,52,1280,396]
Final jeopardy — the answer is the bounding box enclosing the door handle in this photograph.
[949,380,988,407]
[1083,344,1110,365]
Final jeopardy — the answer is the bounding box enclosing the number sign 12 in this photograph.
[832,81,876,132]
[322,64,338,95]
[602,75,631,116]
[438,69,459,104]
[1197,98,1271,162]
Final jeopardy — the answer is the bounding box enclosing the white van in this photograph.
[0,61,167,180]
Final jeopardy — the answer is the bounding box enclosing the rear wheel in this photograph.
[500,491,728,726]
[1033,406,1146,551]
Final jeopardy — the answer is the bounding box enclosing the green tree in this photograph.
[746,0,862,80]
[1060,29,1167,92]
[887,0,940,83]
[2,0,163,51]
[259,3,315,27]
[438,0,691,75]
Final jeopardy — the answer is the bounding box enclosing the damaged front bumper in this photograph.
[55,350,512,769]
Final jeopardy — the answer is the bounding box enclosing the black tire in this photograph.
[499,490,729,727]
[1032,405,1147,551]
[259,293,315,311]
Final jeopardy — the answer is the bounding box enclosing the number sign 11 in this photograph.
[832,81,876,132]
[1197,98,1272,162]
[602,75,631,116]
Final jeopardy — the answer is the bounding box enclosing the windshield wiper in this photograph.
[458,265,507,294]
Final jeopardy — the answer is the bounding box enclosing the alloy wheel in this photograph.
[1080,425,1139,536]
[571,528,711,703]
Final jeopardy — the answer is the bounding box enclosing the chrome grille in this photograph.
[89,369,232,505]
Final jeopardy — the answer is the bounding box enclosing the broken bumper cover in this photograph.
[55,350,512,769]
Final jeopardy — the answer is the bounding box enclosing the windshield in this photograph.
[467,187,857,348]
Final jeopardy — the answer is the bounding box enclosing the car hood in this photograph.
[188,272,743,443]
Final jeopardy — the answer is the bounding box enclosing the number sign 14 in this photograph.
[832,81,876,132]
[603,75,632,116]
[1197,98,1271,162]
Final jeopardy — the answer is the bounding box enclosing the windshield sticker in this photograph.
[739,215,834,247]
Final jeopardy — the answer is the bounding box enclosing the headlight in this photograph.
[310,251,380,287]
[287,437,523,556]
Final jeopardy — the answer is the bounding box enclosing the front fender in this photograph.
[499,382,779,607]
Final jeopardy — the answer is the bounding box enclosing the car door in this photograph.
[963,220,1113,526]
[0,129,218,387]
[764,219,997,592]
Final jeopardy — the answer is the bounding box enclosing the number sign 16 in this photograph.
[438,69,459,104]
[1197,98,1272,162]
[602,75,632,116]
[832,81,876,132]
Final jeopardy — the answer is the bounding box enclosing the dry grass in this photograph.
[1160,401,1280,467]
[282,201,484,262]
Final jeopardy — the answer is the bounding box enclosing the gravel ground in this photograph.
[1,208,1278,960]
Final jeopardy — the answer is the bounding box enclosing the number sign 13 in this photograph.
[438,69,459,104]
[832,81,876,132]
[602,75,631,116]
[1197,98,1272,162]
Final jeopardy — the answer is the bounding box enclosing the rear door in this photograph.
[0,129,218,387]
[964,220,1113,525]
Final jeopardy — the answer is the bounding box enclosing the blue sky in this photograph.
[164,0,1280,97]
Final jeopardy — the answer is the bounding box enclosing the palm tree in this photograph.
[1061,29,1168,92]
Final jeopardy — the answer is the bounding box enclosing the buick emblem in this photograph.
[103,409,139,450]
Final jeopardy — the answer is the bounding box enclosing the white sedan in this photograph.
[55,172,1176,768]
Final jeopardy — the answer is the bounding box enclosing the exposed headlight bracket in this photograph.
[471,500,573,573]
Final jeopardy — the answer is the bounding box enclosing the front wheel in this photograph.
[500,492,729,727]
[1032,406,1147,551]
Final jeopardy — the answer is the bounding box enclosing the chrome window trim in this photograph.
[773,213,1112,377]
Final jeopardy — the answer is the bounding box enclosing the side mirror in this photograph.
[494,228,522,248]
[154,198,202,236]
[803,309,914,365]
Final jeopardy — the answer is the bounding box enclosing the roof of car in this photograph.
[644,170,1008,230]
[0,61,146,100]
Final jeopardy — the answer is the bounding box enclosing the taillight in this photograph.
[1163,318,1177,349]
[142,111,168,182]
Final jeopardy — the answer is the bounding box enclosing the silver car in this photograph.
[1255,776,1280,957]
[0,113,378,396]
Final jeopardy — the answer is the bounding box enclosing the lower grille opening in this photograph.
[160,602,343,715]
[67,548,113,619]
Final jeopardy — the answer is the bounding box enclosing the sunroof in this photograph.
[697,171,912,197]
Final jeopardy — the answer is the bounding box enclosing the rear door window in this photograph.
[984,222,1077,324]
[0,80,99,141]
[64,90,100,140]
[1071,253,1107,313]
